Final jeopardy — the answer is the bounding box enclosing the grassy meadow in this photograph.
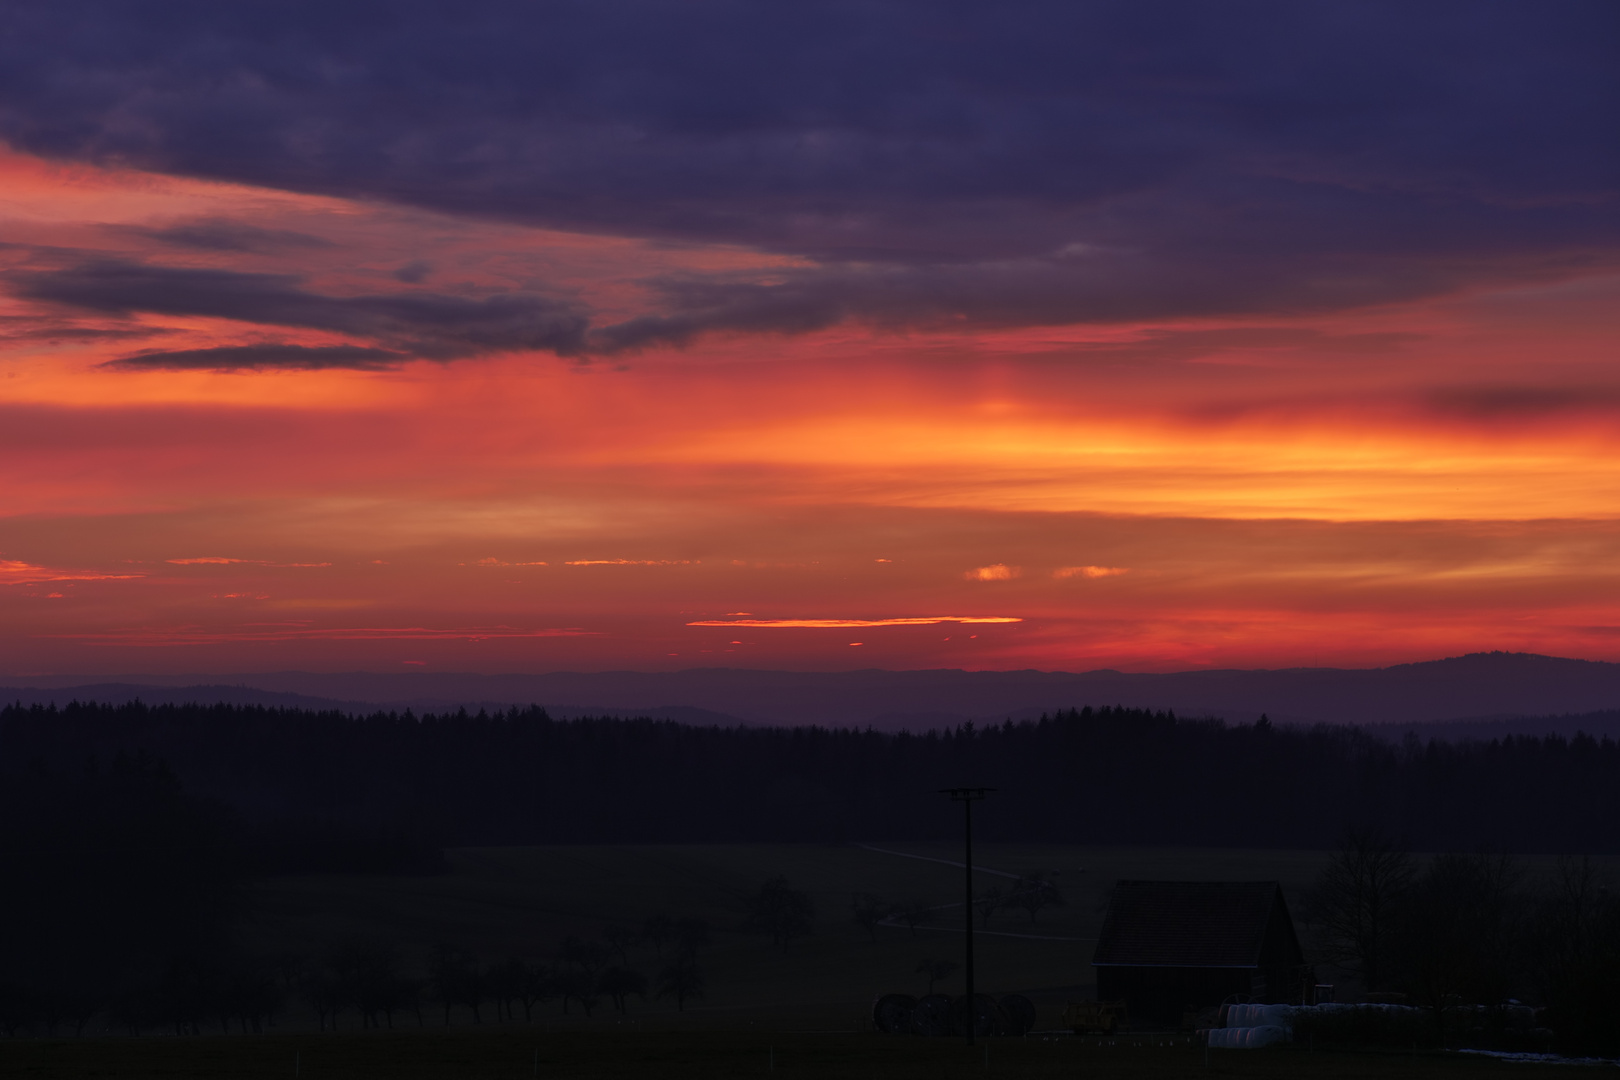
[241,842,1620,1027]
[240,843,1337,1030]
[8,843,1611,1078]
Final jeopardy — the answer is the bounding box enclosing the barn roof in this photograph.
[1092,880,1298,968]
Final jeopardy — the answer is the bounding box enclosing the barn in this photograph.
[1091,880,1306,1024]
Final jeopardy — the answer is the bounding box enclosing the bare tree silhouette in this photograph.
[1399,852,1526,1039]
[915,957,958,995]
[556,937,609,1016]
[898,900,934,937]
[852,893,891,942]
[427,945,484,1025]
[975,885,1005,928]
[1303,826,1415,993]
[599,967,648,1014]
[1008,871,1064,923]
[745,877,814,952]
[1537,856,1620,1056]
[485,957,531,1023]
[603,925,640,967]
[655,955,704,1011]
[642,913,676,958]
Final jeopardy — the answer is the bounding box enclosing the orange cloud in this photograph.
[1055,566,1130,579]
[0,559,141,584]
[688,616,1023,628]
[167,557,331,567]
[48,625,598,645]
[965,564,1019,581]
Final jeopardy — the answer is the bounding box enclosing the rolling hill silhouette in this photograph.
[8,652,1620,730]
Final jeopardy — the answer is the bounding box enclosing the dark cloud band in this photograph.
[15,261,591,361]
[0,0,1611,336]
[111,218,336,253]
[103,344,405,371]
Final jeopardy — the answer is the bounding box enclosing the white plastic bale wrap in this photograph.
[1298,1002,1417,1013]
[1224,1003,1295,1028]
[1208,1025,1289,1049]
[1210,1003,1295,1049]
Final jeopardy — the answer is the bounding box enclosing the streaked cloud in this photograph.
[107,344,407,372]
[48,625,599,644]
[0,559,141,584]
[109,217,335,253]
[167,558,332,567]
[687,617,1023,628]
[16,260,590,362]
[1055,566,1130,579]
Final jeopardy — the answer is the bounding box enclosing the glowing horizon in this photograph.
[5,141,1619,676]
[3,7,1617,676]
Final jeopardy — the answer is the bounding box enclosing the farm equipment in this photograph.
[1062,999,1127,1035]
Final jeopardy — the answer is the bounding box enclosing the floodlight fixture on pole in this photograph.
[940,787,993,1044]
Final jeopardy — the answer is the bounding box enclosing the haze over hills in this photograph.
[7,652,1620,732]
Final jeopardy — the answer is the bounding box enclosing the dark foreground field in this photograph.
[10,844,1612,1075]
[0,1029,1580,1080]
[240,842,1616,1027]
[242,843,1339,1026]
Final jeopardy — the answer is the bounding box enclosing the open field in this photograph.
[243,843,1344,1029]
[240,842,1620,1030]
[11,844,1615,1075]
[0,1029,1593,1080]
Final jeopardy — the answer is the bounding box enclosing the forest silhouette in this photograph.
[5,701,1620,856]
[6,701,1620,1046]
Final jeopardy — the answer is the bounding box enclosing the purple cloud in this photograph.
[0,1,1612,342]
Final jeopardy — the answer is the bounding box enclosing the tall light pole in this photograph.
[940,787,993,1044]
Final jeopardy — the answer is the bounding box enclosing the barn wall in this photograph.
[1256,892,1307,1005]
[1095,965,1254,1024]
[1258,894,1305,968]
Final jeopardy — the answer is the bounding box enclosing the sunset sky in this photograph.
[3,2,1618,676]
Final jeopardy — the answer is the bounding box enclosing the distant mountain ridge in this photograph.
[7,652,1620,731]
[0,684,751,728]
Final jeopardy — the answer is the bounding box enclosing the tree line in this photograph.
[852,871,1066,946]
[1305,829,1620,1056]
[0,920,714,1039]
[5,701,1620,854]
[0,748,796,1043]
[0,742,821,1039]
